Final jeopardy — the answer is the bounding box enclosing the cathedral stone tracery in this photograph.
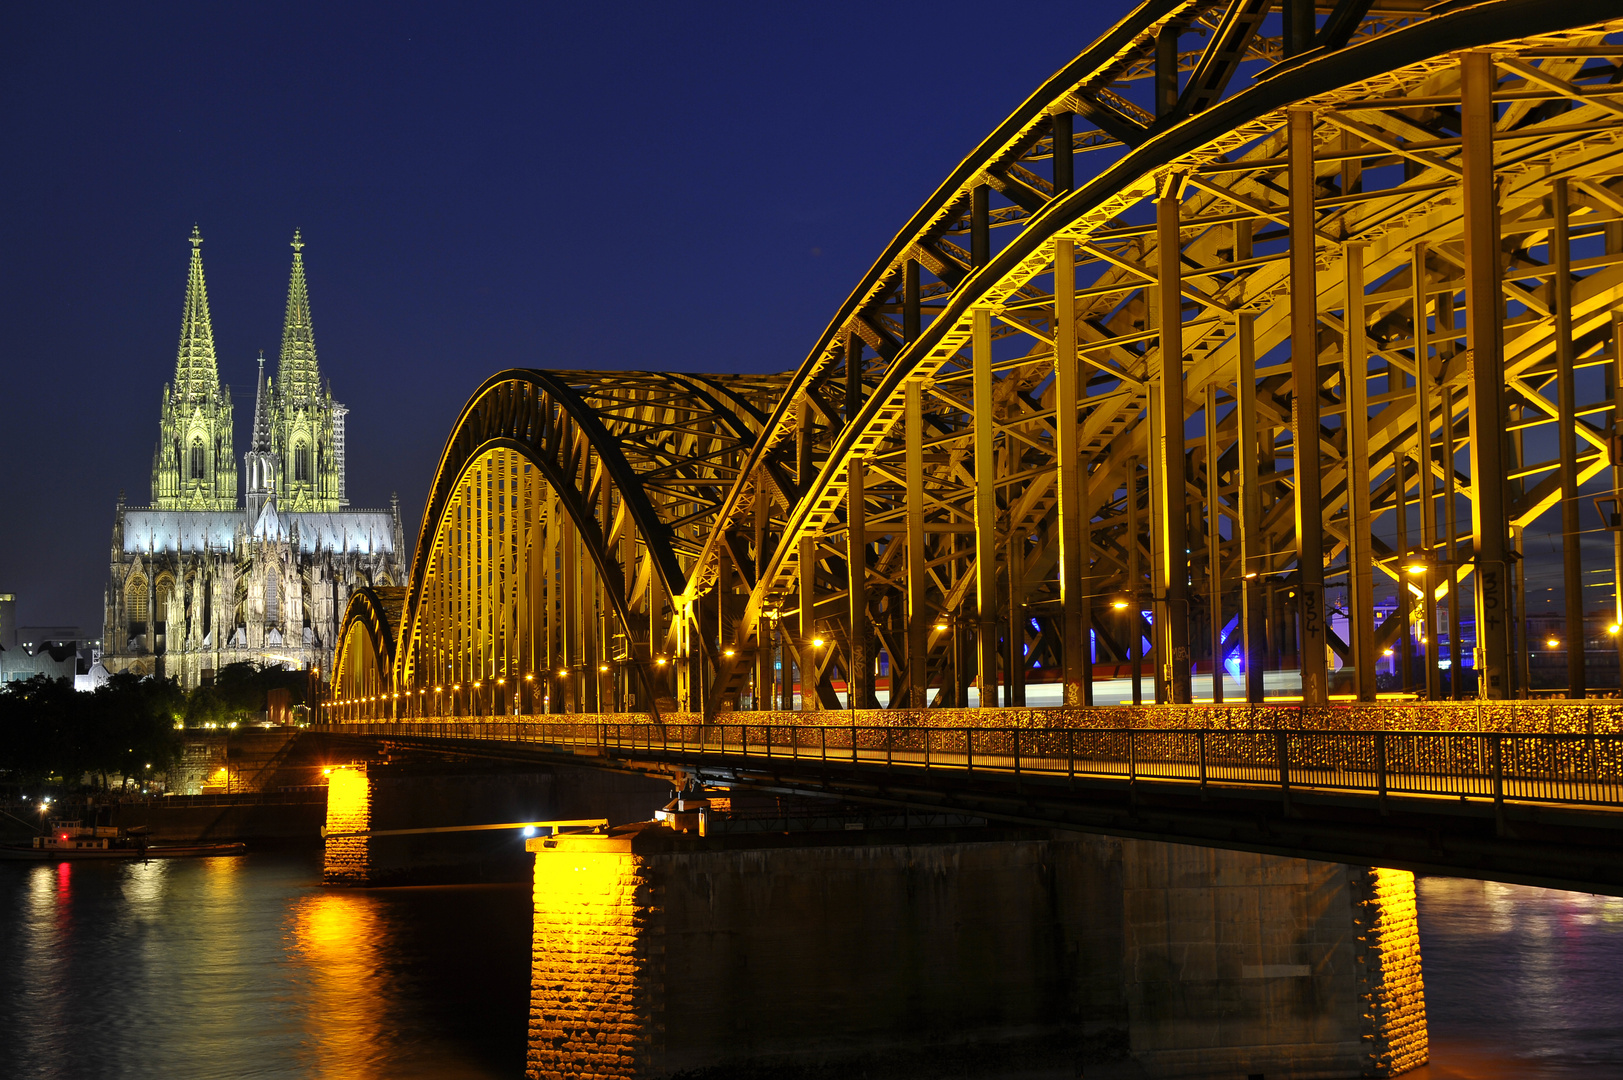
[103,229,406,688]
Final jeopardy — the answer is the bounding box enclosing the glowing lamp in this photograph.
[723,648,736,658]
[1404,563,1428,576]
[933,623,948,631]
[557,669,568,678]
[1382,648,1393,657]
[1547,637,1561,649]
[599,664,609,672]
[812,638,826,648]
[434,686,443,693]
[473,681,482,688]
[1111,599,1130,610]
[656,657,667,666]
[524,674,534,681]
[1610,625,1621,636]
[497,678,505,685]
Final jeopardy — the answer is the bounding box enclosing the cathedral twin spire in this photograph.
[152,227,342,515]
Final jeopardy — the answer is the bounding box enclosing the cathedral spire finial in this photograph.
[173,226,221,400]
[291,228,304,254]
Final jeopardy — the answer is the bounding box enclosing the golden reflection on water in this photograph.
[289,889,388,1078]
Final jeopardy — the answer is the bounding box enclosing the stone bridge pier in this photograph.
[526,825,1426,1080]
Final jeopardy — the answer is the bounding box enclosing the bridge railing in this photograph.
[322,719,1623,811]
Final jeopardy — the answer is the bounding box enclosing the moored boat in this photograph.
[0,820,244,860]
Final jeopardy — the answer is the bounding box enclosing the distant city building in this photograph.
[102,228,406,688]
[0,599,105,689]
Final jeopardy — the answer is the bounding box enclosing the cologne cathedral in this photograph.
[102,228,406,688]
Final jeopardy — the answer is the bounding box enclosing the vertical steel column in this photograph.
[1288,107,1327,705]
[1148,383,1167,705]
[796,401,817,712]
[1156,184,1192,704]
[847,458,870,711]
[562,513,579,711]
[1155,26,1178,118]
[1613,313,1623,686]
[1008,529,1027,707]
[973,307,1000,707]
[904,260,921,343]
[1204,382,1224,703]
[1461,50,1513,698]
[1052,111,1074,194]
[1344,244,1378,702]
[753,468,772,709]
[1237,274,1266,703]
[1054,238,1090,706]
[906,378,930,708]
[1444,382,1463,699]
[1127,455,1144,705]
[1414,246,1441,701]
[971,186,990,269]
[1396,450,1412,693]
[1553,178,1586,698]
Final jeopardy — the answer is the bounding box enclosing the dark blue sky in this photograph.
[1,1,1130,631]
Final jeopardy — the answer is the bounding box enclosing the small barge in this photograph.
[0,820,245,860]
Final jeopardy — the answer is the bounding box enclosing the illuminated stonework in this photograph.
[151,227,236,512]
[1354,867,1429,1076]
[323,766,373,885]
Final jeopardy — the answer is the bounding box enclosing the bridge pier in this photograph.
[526,825,1426,1079]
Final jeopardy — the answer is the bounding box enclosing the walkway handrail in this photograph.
[319,721,1623,813]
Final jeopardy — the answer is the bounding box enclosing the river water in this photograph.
[0,854,1618,1079]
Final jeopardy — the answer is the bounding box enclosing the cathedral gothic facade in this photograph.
[103,228,406,688]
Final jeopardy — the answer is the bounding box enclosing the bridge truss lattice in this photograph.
[333,0,1623,722]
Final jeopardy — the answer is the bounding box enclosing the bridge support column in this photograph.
[1289,106,1328,706]
[322,765,373,886]
[1461,49,1513,698]
[1155,184,1191,704]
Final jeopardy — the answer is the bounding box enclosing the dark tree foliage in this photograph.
[0,672,184,785]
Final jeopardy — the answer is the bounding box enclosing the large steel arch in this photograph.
[376,369,782,718]
[694,0,1623,717]
[331,1,1623,725]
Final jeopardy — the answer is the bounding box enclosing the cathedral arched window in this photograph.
[295,444,310,483]
[190,437,205,480]
[126,574,149,634]
[154,574,173,628]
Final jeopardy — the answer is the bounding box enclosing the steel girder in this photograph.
[335,1,1623,722]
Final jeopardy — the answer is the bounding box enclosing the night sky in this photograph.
[2,1,1128,632]
[2,1,1595,636]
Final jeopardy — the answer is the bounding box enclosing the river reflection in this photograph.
[2,856,1620,1078]
[0,853,531,1080]
[1411,877,1623,1079]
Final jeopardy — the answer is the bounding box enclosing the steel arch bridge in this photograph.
[332,0,1623,726]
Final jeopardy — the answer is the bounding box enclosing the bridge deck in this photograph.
[320,719,1623,895]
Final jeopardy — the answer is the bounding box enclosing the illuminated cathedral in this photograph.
[102,228,406,688]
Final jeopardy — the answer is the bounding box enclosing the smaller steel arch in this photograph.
[333,586,405,703]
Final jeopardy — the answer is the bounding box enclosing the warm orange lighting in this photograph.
[557,669,568,677]
[723,648,736,658]
[497,678,506,685]
[452,684,460,691]
[1382,648,1394,657]
[473,681,482,688]
[812,638,825,648]
[656,657,667,667]
[1404,563,1428,575]
[434,686,443,693]
[322,767,332,775]
[933,622,948,631]
[1610,625,1621,636]
[1547,637,1561,649]
[1111,599,1130,610]
[599,664,609,672]
[1243,571,1259,579]
[524,673,534,681]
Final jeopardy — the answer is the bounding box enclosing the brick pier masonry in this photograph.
[526,826,1426,1080]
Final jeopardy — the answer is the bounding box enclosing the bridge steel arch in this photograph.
[332,369,783,721]
[333,1,1623,724]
